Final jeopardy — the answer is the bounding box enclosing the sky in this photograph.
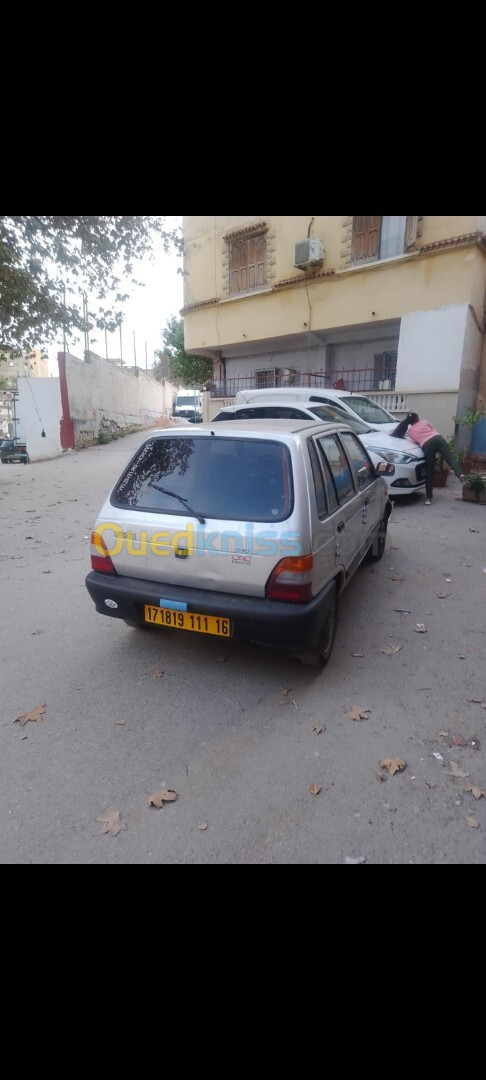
[46,216,183,376]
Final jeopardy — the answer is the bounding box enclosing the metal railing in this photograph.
[209,367,397,398]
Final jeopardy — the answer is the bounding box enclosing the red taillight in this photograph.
[265,554,313,603]
[90,530,117,574]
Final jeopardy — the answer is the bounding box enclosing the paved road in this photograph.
[1,433,485,863]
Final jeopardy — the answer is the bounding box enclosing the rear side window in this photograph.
[341,396,394,423]
[317,434,355,504]
[270,407,307,419]
[339,431,374,490]
[212,411,234,421]
[235,407,275,419]
[111,436,293,522]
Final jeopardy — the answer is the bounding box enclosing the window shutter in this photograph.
[229,230,266,294]
[352,217,382,262]
[230,240,249,293]
[405,215,418,249]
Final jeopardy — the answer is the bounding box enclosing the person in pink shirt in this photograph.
[392,412,466,505]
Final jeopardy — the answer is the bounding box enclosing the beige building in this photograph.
[182,217,486,442]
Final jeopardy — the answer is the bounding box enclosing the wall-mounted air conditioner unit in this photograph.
[294,238,325,270]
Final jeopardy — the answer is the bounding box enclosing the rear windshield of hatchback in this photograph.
[111,436,293,522]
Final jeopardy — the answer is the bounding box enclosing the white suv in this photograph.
[85,420,393,668]
[234,387,399,431]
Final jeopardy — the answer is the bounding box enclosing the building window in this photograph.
[229,233,267,295]
[352,217,417,265]
[373,351,397,390]
[255,369,276,388]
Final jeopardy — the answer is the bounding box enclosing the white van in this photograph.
[234,387,398,431]
[173,389,203,423]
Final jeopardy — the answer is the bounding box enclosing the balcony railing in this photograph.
[209,367,396,398]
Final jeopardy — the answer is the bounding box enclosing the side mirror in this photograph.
[375,462,395,476]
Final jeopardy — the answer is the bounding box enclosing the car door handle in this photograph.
[337,520,345,533]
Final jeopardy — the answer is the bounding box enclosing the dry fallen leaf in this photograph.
[198,822,208,831]
[464,784,486,800]
[151,668,164,678]
[351,652,364,658]
[312,723,325,734]
[349,705,370,721]
[115,717,126,725]
[439,731,449,738]
[379,757,406,776]
[465,815,479,829]
[380,644,401,655]
[309,783,321,796]
[147,789,178,808]
[414,624,427,633]
[446,761,470,779]
[15,704,46,726]
[390,574,405,581]
[96,810,126,837]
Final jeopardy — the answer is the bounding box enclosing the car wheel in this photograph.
[297,587,338,668]
[369,513,388,561]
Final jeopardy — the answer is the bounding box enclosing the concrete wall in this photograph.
[396,304,469,391]
[59,351,178,449]
[17,377,62,461]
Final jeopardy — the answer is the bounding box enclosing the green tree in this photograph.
[155,315,213,386]
[0,216,181,353]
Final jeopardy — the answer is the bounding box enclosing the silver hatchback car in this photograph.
[85,420,393,667]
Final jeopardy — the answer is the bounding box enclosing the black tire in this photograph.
[369,514,388,561]
[298,587,338,668]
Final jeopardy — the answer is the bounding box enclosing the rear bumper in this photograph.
[85,571,336,654]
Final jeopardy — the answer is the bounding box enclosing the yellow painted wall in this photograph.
[184,241,484,354]
[182,216,483,317]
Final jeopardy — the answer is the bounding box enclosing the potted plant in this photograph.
[462,473,486,504]
[433,437,458,487]
[454,406,486,473]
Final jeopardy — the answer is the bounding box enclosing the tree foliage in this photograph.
[0,216,181,353]
[155,315,213,386]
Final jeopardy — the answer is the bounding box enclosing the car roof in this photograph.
[216,401,320,412]
[147,419,354,440]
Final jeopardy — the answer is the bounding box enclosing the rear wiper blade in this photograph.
[148,482,206,524]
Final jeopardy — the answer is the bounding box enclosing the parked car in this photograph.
[234,386,400,431]
[85,420,394,667]
[173,389,203,422]
[212,402,426,497]
[0,438,29,464]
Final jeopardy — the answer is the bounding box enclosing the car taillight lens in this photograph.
[90,531,117,574]
[265,555,313,603]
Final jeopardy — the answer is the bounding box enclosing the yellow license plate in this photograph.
[144,605,232,637]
